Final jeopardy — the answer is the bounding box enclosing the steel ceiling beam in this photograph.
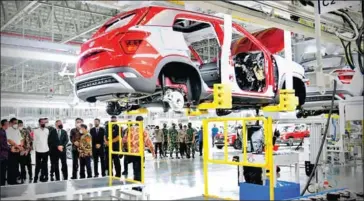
[38,2,114,17]
[2,71,53,91]
[1,35,79,53]
[190,1,342,45]
[1,1,40,31]
[59,18,109,43]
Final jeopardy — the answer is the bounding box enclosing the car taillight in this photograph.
[120,31,150,54]
[333,69,354,84]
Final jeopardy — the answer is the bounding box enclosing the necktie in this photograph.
[96,128,99,135]
[58,130,61,140]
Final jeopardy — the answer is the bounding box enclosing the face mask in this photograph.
[18,126,23,130]
[58,124,63,129]
[79,129,83,134]
[40,124,45,128]
[12,124,18,129]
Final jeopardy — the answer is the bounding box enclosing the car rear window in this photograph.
[104,14,135,33]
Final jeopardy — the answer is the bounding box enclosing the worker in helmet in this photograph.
[168,123,179,159]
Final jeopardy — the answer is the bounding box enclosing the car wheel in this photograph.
[106,101,122,115]
[233,139,242,150]
[216,145,223,149]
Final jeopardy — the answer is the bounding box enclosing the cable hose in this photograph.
[300,79,337,196]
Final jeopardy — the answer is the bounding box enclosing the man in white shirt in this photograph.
[6,118,23,185]
[33,118,50,183]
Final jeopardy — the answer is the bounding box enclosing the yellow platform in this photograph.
[262,89,298,112]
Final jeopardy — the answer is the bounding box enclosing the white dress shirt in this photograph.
[33,127,49,153]
[6,127,22,145]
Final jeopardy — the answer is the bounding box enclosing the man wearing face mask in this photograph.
[104,116,121,177]
[33,118,50,183]
[168,123,179,159]
[90,118,106,177]
[78,124,93,179]
[48,120,69,181]
[70,118,83,180]
[186,123,197,159]
[6,118,23,185]
[44,118,56,180]
[122,116,155,191]
[18,120,33,183]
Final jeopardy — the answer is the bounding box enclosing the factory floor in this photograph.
[2,145,363,200]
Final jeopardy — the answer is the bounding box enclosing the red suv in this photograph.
[75,6,306,115]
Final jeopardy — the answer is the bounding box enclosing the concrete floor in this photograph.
[3,144,363,200]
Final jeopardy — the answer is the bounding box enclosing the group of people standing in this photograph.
[0,115,207,187]
[0,117,77,185]
[152,122,203,159]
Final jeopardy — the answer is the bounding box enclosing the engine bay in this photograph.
[234,52,266,92]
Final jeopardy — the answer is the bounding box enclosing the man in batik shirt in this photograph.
[78,124,92,179]
[18,120,33,183]
[122,116,155,187]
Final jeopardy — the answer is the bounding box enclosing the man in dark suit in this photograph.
[104,116,121,177]
[48,120,69,181]
[90,118,106,177]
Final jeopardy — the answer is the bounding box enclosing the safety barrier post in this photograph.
[107,121,145,186]
[202,117,274,200]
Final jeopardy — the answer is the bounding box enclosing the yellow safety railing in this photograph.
[108,121,145,185]
[202,117,275,200]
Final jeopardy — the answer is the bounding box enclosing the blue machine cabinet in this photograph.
[239,180,300,200]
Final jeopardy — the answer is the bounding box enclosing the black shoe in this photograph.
[176,157,180,159]
[192,155,195,159]
[170,157,174,159]
[132,187,143,192]
[94,175,99,178]
[51,177,54,181]
[33,179,38,183]
[71,177,77,180]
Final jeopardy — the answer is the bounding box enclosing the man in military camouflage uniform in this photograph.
[186,123,196,159]
[168,123,179,159]
[162,123,169,157]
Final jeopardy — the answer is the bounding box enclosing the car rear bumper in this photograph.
[214,138,233,146]
[75,67,156,102]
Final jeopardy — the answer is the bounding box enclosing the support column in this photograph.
[314,1,326,94]
[284,30,293,90]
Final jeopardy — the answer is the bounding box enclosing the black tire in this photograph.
[233,139,242,150]
[106,102,122,116]
[216,145,223,149]
[216,109,232,116]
